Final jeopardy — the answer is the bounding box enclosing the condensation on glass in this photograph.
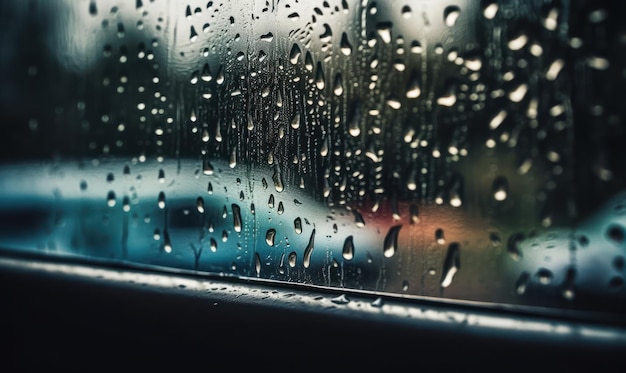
[0,0,625,315]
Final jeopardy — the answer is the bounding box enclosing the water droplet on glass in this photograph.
[265,229,276,246]
[352,209,365,227]
[340,32,352,55]
[232,204,242,233]
[507,233,524,261]
[536,268,553,285]
[435,228,445,245]
[288,252,297,267]
[342,235,354,260]
[315,62,325,90]
[492,176,509,201]
[255,252,261,276]
[289,43,301,65]
[333,73,343,96]
[303,229,316,269]
[163,229,172,253]
[192,197,204,214]
[376,22,392,44]
[440,243,461,288]
[202,159,214,175]
[515,271,530,295]
[483,2,498,19]
[444,6,461,27]
[107,191,116,207]
[383,225,402,258]
[157,191,166,209]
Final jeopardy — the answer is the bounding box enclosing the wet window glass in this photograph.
[1,0,625,317]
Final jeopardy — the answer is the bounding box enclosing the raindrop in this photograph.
[353,209,365,227]
[383,225,402,258]
[260,32,274,42]
[294,217,303,234]
[483,2,498,19]
[232,204,242,233]
[444,6,461,27]
[272,166,284,192]
[319,23,332,42]
[266,229,276,246]
[89,0,98,16]
[315,62,325,90]
[210,238,217,252]
[229,148,237,168]
[492,176,509,201]
[561,267,576,300]
[255,252,261,276]
[303,229,316,268]
[122,196,130,212]
[333,73,343,96]
[196,197,205,214]
[189,26,198,42]
[607,224,625,245]
[288,252,297,267]
[489,110,507,130]
[435,228,445,245]
[507,233,524,261]
[202,160,215,176]
[107,191,116,207]
[546,59,564,80]
[201,63,212,81]
[158,191,166,209]
[376,22,392,44]
[536,268,553,285]
[277,201,284,215]
[289,44,301,65]
[268,194,275,209]
[401,5,412,18]
[290,113,300,129]
[406,69,421,98]
[440,243,460,288]
[515,271,530,295]
[342,236,354,260]
[340,32,352,55]
[158,168,165,183]
[163,229,172,253]
[305,51,314,71]
[508,83,528,102]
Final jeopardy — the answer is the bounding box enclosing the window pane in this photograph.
[1,0,624,317]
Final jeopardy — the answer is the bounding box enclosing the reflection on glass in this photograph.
[0,0,625,316]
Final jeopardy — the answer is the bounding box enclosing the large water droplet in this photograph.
[507,233,524,261]
[342,236,354,260]
[444,6,461,27]
[303,229,316,268]
[266,229,276,246]
[440,243,460,288]
[340,32,352,55]
[196,197,205,214]
[383,225,402,258]
[232,204,242,233]
[294,217,302,234]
